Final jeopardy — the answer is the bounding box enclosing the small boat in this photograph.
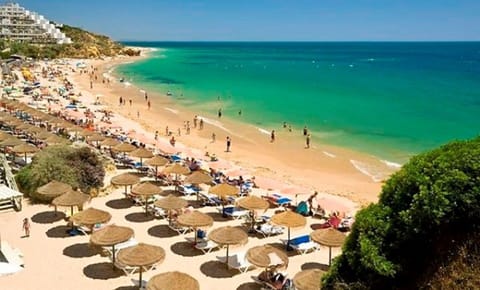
[166,91,172,96]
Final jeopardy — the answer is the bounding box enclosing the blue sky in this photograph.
[18,0,480,41]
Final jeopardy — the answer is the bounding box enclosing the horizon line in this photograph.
[119,40,480,43]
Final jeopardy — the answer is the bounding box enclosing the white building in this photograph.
[0,2,72,44]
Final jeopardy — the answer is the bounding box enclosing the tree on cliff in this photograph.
[322,136,480,289]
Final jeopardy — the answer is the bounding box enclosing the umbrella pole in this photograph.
[145,197,148,216]
[24,152,27,164]
[139,267,143,288]
[226,245,230,269]
[286,227,291,251]
[329,246,332,266]
[112,245,116,268]
[124,185,128,197]
[155,166,158,181]
[194,227,197,245]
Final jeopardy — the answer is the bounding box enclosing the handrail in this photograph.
[0,153,19,191]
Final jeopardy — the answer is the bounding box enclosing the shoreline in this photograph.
[71,49,391,206]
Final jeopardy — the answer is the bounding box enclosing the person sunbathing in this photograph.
[258,268,288,290]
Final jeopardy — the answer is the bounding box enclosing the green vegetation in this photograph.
[323,137,480,289]
[16,145,105,201]
[0,25,138,59]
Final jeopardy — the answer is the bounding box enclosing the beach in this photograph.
[0,50,380,289]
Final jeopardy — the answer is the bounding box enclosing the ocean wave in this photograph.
[123,82,131,87]
[257,128,270,135]
[350,160,385,182]
[164,107,178,114]
[380,159,402,169]
[323,151,336,158]
[198,116,231,133]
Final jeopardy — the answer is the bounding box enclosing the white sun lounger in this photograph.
[255,224,284,238]
[217,251,252,273]
[168,222,191,235]
[195,240,220,254]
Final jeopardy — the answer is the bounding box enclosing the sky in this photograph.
[16,0,480,41]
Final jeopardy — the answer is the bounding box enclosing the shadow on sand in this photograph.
[301,262,330,271]
[236,282,263,290]
[106,198,134,210]
[63,242,99,258]
[170,241,203,257]
[31,211,66,224]
[83,262,124,280]
[200,261,240,278]
[45,225,75,238]
[206,211,230,222]
[148,224,178,238]
[125,212,155,223]
[268,242,301,257]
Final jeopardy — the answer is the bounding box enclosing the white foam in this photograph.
[381,159,402,169]
[350,160,385,182]
[257,128,270,135]
[323,151,336,158]
[164,107,178,114]
[123,82,131,87]
[198,116,231,133]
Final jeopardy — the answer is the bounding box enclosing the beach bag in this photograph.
[197,229,206,239]
[296,201,309,216]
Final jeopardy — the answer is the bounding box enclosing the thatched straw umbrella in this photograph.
[78,128,95,137]
[145,155,169,181]
[35,131,54,140]
[311,228,346,265]
[0,137,24,148]
[176,211,213,244]
[113,142,137,153]
[45,134,68,145]
[36,180,72,201]
[90,225,134,267]
[246,244,289,270]
[208,226,248,269]
[163,163,190,191]
[293,268,325,290]
[51,189,90,217]
[100,137,120,148]
[0,131,11,141]
[131,182,162,215]
[117,243,166,288]
[154,194,188,223]
[271,210,306,251]
[129,147,154,167]
[70,207,112,230]
[184,171,213,200]
[146,271,199,290]
[12,143,38,163]
[209,183,239,217]
[236,195,269,232]
[86,134,105,147]
[15,123,31,131]
[24,126,43,134]
[111,172,140,196]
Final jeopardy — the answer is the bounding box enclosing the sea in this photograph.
[116,42,480,167]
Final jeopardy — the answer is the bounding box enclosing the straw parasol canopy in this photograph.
[311,228,346,265]
[90,225,134,266]
[78,129,95,137]
[145,155,169,181]
[15,123,31,130]
[271,210,306,250]
[45,134,67,145]
[12,142,39,163]
[147,271,199,290]
[246,244,289,269]
[35,131,54,140]
[237,195,269,211]
[87,134,105,142]
[0,137,24,147]
[208,226,248,268]
[100,137,120,147]
[154,194,188,211]
[111,172,140,197]
[131,182,162,214]
[117,243,166,288]
[209,183,239,198]
[163,163,190,175]
[24,126,43,134]
[71,207,112,227]
[5,118,23,127]
[113,142,137,153]
[177,210,214,243]
[293,269,325,290]
[184,171,213,185]
[36,180,72,200]
[130,147,154,159]
[0,131,11,141]
[51,189,90,216]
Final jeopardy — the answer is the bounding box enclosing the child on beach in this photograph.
[22,217,30,237]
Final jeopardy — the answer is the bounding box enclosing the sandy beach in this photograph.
[0,50,389,290]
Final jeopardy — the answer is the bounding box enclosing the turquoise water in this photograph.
[117,42,480,163]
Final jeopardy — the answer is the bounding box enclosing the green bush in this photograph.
[16,145,105,202]
[323,137,480,289]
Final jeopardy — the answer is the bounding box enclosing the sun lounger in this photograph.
[178,184,200,196]
[251,273,290,290]
[255,223,284,238]
[263,194,292,207]
[112,258,138,276]
[217,206,249,219]
[216,251,252,273]
[103,238,138,257]
[195,240,220,254]
[168,222,191,235]
[280,235,318,255]
[200,193,223,206]
[148,205,167,219]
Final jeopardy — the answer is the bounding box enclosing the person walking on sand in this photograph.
[199,118,204,130]
[129,99,132,106]
[137,110,140,118]
[271,130,275,142]
[119,96,123,106]
[212,132,216,143]
[306,133,311,149]
[22,217,30,237]
[218,108,222,118]
[303,126,308,136]
[226,136,231,152]
[147,100,151,110]
[154,131,158,141]
[193,115,198,128]
[145,91,148,101]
